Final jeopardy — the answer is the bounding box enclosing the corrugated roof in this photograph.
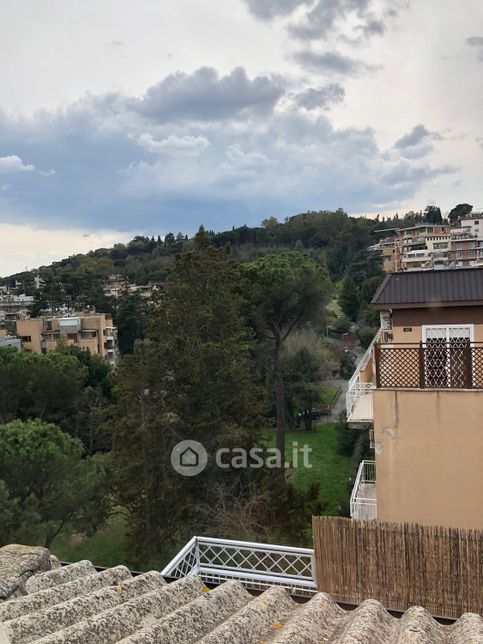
[371,268,483,308]
[0,559,482,643]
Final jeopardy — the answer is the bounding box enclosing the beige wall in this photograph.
[390,307,483,343]
[16,318,43,352]
[373,389,483,530]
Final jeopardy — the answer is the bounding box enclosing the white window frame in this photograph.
[422,324,474,344]
[422,324,474,388]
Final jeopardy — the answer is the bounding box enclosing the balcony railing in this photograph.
[375,342,483,389]
[346,330,380,424]
[350,460,377,521]
[161,536,316,597]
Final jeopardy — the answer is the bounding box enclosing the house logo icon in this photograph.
[171,440,208,476]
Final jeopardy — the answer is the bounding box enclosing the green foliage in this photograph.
[239,252,332,457]
[358,326,378,349]
[0,419,108,548]
[340,276,359,321]
[335,413,359,457]
[424,205,443,224]
[0,349,85,431]
[283,329,330,430]
[113,292,146,355]
[448,203,473,224]
[111,236,262,562]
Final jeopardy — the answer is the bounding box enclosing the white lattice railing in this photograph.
[350,460,377,521]
[161,536,316,597]
[346,330,380,423]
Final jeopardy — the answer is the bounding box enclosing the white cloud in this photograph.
[0,156,35,174]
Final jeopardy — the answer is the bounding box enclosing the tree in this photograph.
[448,203,473,224]
[283,329,330,431]
[111,231,261,562]
[424,205,442,224]
[0,419,108,548]
[114,291,146,354]
[340,276,359,321]
[0,349,85,433]
[239,252,332,461]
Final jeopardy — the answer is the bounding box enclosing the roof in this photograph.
[372,268,483,309]
[0,559,482,643]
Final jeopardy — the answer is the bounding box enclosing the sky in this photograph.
[0,0,482,275]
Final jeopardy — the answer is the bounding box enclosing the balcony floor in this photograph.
[347,393,373,425]
[351,483,377,521]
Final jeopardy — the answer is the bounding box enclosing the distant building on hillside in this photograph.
[15,312,119,365]
[375,213,483,272]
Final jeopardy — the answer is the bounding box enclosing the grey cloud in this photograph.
[295,83,345,109]
[358,17,385,38]
[394,124,442,149]
[242,0,312,20]
[128,67,284,122]
[467,36,483,61]
[0,75,456,234]
[293,49,378,75]
[289,0,370,40]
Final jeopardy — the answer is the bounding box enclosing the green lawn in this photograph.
[264,423,352,516]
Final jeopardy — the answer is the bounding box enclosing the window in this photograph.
[423,325,473,388]
[21,335,32,342]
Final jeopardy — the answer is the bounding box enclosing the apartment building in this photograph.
[15,312,119,365]
[346,268,483,530]
[103,274,157,299]
[376,215,483,272]
[377,224,451,272]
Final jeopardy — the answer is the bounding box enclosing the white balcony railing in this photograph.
[161,536,316,597]
[350,460,377,521]
[346,330,380,424]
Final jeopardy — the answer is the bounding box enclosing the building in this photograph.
[347,268,483,530]
[15,312,119,365]
[375,214,483,273]
[0,332,21,350]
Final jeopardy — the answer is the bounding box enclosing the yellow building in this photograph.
[15,312,119,365]
[346,268,483,530]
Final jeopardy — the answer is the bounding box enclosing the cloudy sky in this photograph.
[1,0,482,275]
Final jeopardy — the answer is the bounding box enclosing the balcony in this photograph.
[346,330,380,426]
[374,342,483,389]
[161,536,316,598]
[350,460,377,521]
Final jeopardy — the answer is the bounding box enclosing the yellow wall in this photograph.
[373,389,483,529]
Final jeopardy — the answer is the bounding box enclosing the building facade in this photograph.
[375,214,483,273]
[347,268,483,530]
[15,312,119,365]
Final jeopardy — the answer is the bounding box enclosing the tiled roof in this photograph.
[0,560,482,643]
[372,267,483,308]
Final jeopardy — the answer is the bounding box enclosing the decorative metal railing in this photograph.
[161,536,316,597]
[346,330,381,423]
[375,342,483,389]
[350,460,377,521]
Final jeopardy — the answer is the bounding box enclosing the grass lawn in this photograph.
[264,423,352,516]
[321,387,340,406]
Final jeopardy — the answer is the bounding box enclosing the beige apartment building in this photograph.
[347,268,483,530]
[15,312,119,365]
